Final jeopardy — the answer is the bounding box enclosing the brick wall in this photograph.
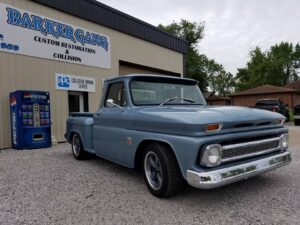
[231,92,300,108]
[294,93,300,106]
[207,100,231,106]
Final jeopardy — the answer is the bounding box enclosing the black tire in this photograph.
[71,133,88,160]
[142,143,183,198]
[295,119,300,126]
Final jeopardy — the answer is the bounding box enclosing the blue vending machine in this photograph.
[10,90,51,149]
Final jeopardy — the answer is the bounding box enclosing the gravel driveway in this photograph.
[0,128,299,225]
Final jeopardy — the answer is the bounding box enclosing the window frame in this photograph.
[104,81,127,107]
[129,78,206,106]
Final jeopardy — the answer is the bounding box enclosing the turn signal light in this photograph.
[206,123,222,132]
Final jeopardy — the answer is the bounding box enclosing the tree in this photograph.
[268,42,300,85]
[158,19,205,50]
[158,20,209,90]
[236,42,300,91]
[159,20,228,93]
[210,71,236,96]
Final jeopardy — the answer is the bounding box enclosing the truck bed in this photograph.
[69,112,95,117]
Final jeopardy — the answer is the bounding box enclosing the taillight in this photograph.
[272,106,278,112]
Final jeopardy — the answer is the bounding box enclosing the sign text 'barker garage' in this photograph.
[0,3,111,69]
[6,7,109,50]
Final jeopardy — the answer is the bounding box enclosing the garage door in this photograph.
[119,61,180,77]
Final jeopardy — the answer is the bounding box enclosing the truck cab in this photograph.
[65,74,291,198]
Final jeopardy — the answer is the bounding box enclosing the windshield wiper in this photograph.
[181,98,196,103]
[159,97,202,107]
[181,98,205,105]
[159,97,178,107]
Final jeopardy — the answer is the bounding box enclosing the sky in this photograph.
[97,0,300,74]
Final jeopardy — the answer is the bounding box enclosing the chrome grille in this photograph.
[221,136,281,163]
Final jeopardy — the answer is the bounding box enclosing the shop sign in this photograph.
[0,3,111,69]
[55,73,96,92]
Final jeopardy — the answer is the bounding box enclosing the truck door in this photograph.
[93,81,133,165]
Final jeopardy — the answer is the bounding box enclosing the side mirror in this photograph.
[106,99,124,111]
[106,99,115,107]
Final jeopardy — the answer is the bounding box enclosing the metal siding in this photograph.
[31,0,188,54]
[0,0,183,149]
[119,64,180,76]
[0,93,4,149]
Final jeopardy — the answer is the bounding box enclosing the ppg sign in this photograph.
[55,73,95,92]
[57,76,70,88]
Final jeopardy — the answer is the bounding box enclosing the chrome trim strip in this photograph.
[220,135,286,163]
[187,151,291,189]
[221,147,280,163]
[222,136,281,150]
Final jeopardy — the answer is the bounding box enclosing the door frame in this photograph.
[68,91,84,112]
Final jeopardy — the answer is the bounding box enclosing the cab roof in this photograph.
[104,74,198,85]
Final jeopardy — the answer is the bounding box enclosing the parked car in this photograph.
[294,104,300,126]
[65,75,291,198]
[254,99,290,121]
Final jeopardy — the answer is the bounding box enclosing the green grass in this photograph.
[289,110,294,122]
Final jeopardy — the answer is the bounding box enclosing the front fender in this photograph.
[131,127,288,181]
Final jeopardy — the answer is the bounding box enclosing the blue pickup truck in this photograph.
[65,74,291,197]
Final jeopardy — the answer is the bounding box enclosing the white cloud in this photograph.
[97,0,300,74]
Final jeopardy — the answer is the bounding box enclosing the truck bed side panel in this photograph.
[66,117,94,152]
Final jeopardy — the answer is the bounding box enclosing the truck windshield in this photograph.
[130,80,206,106]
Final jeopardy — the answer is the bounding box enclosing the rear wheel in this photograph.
[71,133,88,160]
[143,143,183,198]
[295,119,300,126]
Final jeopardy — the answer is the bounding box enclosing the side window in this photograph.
[105,82,127,107]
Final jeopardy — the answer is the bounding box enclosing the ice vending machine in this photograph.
[10,90,51,149]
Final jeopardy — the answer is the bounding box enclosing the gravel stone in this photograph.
[0,128,299,225]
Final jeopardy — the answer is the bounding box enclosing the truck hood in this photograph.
[133,106,285,136]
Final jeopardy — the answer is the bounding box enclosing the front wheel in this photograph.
[143,143,183,198]
[71,133,88,160]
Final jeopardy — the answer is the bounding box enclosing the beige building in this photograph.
[0,0,187,149]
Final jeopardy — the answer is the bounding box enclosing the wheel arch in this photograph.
[69,130,82,144]
[134,139,183,176]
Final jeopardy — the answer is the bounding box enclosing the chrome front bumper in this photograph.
[187,151,291,189]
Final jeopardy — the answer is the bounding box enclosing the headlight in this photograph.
[200,144,222,167]
[280,134,289,149]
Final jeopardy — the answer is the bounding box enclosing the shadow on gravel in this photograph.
[58,143,289,207]
[89,155,144,178]
[81,152,285,203]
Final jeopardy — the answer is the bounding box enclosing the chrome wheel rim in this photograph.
[72,135,80,157]
[144,151,163,190]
